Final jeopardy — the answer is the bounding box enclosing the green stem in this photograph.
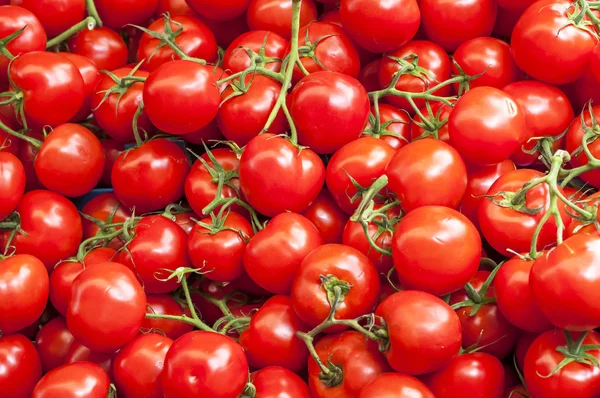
[0,119,42,149]
[180,277,205,327]
[46,17,96,49]
[144,313,212,331]
[85,0,103,27]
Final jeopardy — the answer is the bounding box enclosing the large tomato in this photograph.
[0,152,25,220]
[246,0,317,40]
[95,0,159,29]
[68,27,128,71]
[16,0,85,38]
[252,366,311,397]
[359,373,435,398]
[35,317,75,373]
[0,334,42,398]
[222,30,288,73]
[32,362,111,398]
[302,188,347,244]
[566,105,600,188]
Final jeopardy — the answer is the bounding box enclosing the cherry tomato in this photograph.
[566,105,600,188]
[32,362,111,398]
[0,334,42,398]
[16,0,85,38]
[222,30,288,73]
[143,294,194,339]
[68,27,128,71]
[302,188,347,244]
[95,0,159,29]
[251,366,311,397]
[64,340,115,376]
[247,0,318,40]
[359,373,435,398]
[35,317,75,374]
[0,152,24,220]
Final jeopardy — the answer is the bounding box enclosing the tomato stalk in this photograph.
[451,262,501,316]
[0,118,42,149]
[85,0,103,27]
[541,330,600,377]
[0,27,26,61]
[46,17,97,49]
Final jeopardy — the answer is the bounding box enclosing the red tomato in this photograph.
[59,53,100,122]
[309,331,391,397]
[566,105,600,188]
[449,86,526,166]
[340,0,420,53]
[376,290,462,375]
[0,334,42,397]
[112,139,190,213]
[161,331,248,397]
[291,244,380,330]
[512,0,596,85]
[143,294,194,339]
[0,152,24,220]
[422,353,505,398]
[366,104,411,150]
[222,30,288,73]
[16,130,43,191]
[68,27,128,72]
[386,139,467,212]
[35,317,75,373]
[244,212,322,294]
[358,58,382,92]
[32,362,111,398]
[100,139,124,186]
[187,0,250,21]
[239,133,325,217]
[247,0,317,40]
[81,193,130,248]
[410,101,452,142]
[497,0,537,12]
[113,334,173,398]
[156,0,196,16]
[359,373,435,398]
[289,71,370,154]
[0,108,20,155]
[67,262,147,353]
[95,0,159,29]
[197,13,249,47]
[65,340,115,375]
[515,332,538,371]
[17,0,85,38]
[252,366,310,397]
[302,188,347,244]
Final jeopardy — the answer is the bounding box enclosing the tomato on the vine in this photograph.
[302,188,347,244]
[143,294,194,340]
[246,0,317,40]
[35,317,75,374]
[16,0,85,38]
[95,0,159,29]
[222,30,288,73]
[0,152,24,220]
[32,362,111,398]
[68,27,128,72]
[566,105,600,188]
[0,334,42,398]
[252,366,311,397]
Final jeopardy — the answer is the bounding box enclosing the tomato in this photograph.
[0,6,46,88]
[358,59,381,93]
[189,211,254,282]
[143,294,194,339]
[143,60,220,135]
[161,331,249,397]
[35,317,75,374]
[453,37,519,90]
[289,71,370,154]
[449,86,526,166]
[95,0,159,29]
[247,0,318,40]
[495,256,553,333]
[566,105,600,188]
[0,334,42,398]
[32,362,111,398]
[68,27,128,71]
[309,331,391,398]
[592,44,600,83]
[16,0,85,38]
[156,0,196,16]
[91,67,153,143]
[138,15,217,71]
[497,0,537,12]
[376,290,462,375]
[100,139,124,186]
[302,188,347,244]
[222,30,288,73]
[504,81,574,166]
[386,139,467,212]
[239,133,325,217]
[410,101,452,142]
[58,53,100,122]
[197,13,249,47]
[240,295,309,372]
[187,0,250,21]
[531,234,600,331]
[113,334,173,398]
[81,192,130,248]
[359,373,435,398]
[378,41,451,113]
[291,244,380,331]
[64,341,114,376]
[217,75,287,146]
[112,139,190,213]
[366,104,411,150]
[513,0,597,84]
[340,0,420,53]
[0,152,24,220]
[515,332,538,372]
[4,190,82,270]
[566,191,600,237]
[479,169,571,256]
[251,366,311,398]
[244,212,322,294]
[422,353,505,398]
[67,262,147,353]
[524,330,600,397]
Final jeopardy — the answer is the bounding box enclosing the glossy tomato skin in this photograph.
[291,244,380,331]
[377,290,462,375]
[222,30,288,73]
[302,188,347,244]
[17,0,85,38]
[5,190,82,270]
[367,103,411,150]
[240,295,309,372]
[0,152,25,220]
[524,330,600,397]
[81,193,130,249]
[112,139,190,213]
[340,0,420,53]
[386,139,467,212]
[161,331,249,398]
[0,334,42,398]
[64,341,115,376]
[531,234,600,331]
[143,294,194,339]
[252,366,311,398]
[95,0,159,29]
[239,133,325,217]
[68,27,128,71]
[32,362,111,398]
[59,53,100,122]
[67,262,147,353]
[422,353,505,398]
[289,71,370,154]
[358,58,382,92]
[566,105,600,188]
[309,331,391,398]
[449,86,526,166]
[35,317,75,374]
[247,0,317,40]
[244,212,322,294]
[359,373,435,398]
[113,334,173,398]
[511,0,596,85]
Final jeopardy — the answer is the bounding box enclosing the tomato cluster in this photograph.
[2,0,600,397]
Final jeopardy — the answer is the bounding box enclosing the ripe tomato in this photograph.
[81,192,130,248]
[289,71,370,154]
[35,317,75,373]
[197,13,249,47]
[68,27,128,71]
[566,105,600,188]
[291,244,380,330]
[359,373,435,398]
[32,362,111,398]
[95,0,159,29]
[309,331,391,397]
[187,0,250,20]
[138,15,218,71]
[449,86,526,166]
[100,139,124,186]
[0,334,42,397]
[156,0,196,16]
[340,0,420,53]
[59,52,100,122]
[162,331,248,397]
[244,212,322,294]
[64,340,115,375]
[17,0,85,38]
[143,294,194,339]
[302,188,347,244]
[479,169,571,256]
[239,133,325,217]
[222,30,288,73]
[422,353,505,398]
[386,139,467,212]
[0,152,24,220]
[67,262,147,353]
[358,58,382,92]
[112,139,190,213]
[247,0,317,40]
[410,101,452,142]
[113,334,173,398]
[252,366,310,397]
[366,103,411,150]
[376,290,462,375]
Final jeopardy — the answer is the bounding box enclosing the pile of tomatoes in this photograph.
[3,0,600,397]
